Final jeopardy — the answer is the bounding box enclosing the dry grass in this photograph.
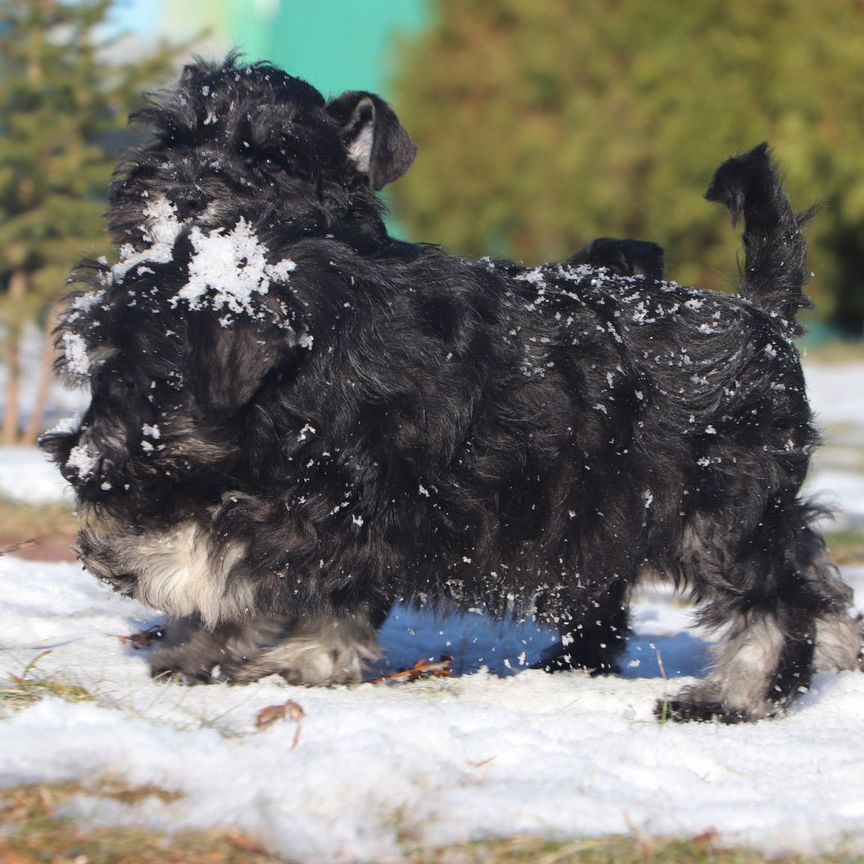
[802,340,864,364]
[0,781,288,864]
[0,496,78,560]
[0,651,94,715]
[421,834,864,864]
[3,782,861,864]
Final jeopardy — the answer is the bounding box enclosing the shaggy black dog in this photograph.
[42,57,860,722]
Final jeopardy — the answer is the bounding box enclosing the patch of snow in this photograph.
[112,197,184,281]
[65,444,96,478]
[0,559,863,861]
[44,413,81,437]
[61,333,90,376]
[173,218,295,317]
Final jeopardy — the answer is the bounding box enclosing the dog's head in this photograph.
[43,56,418,521]
[109,55,417,252]
[39,232,308,520]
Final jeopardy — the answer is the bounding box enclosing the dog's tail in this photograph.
[705,143,814,335]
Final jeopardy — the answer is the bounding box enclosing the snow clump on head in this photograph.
[173,218,296,319]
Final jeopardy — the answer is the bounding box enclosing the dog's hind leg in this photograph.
[660,502,858,722]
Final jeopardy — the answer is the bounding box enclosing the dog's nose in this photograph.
[173,189,207,220]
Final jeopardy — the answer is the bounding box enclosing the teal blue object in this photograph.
[223,0,428,99]
[160,0,428,235]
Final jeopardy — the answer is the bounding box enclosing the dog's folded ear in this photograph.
[326,91,418,190]
[185,315,292,416]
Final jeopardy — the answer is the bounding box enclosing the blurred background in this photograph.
[1,0,863,558]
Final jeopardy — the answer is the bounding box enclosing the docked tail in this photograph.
[706,143,813,335]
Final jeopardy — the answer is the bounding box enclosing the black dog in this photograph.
[42,57,860,721]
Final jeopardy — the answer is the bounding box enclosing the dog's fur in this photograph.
[42,58,860,721]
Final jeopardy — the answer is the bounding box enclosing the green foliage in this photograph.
[391,0,864,329]
[0,0,184,331]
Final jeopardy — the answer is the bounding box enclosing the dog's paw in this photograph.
[655,682,776,724]
[654,696,752,724]
[149,648,228,686]
[231,637,370,686]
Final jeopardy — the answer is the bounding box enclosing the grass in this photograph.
[0,781,285,864]
[825,529,864,565]
[0,495,78,558]
[0,651,93,715]
[2,781,862,864]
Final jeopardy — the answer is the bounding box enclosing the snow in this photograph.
[60,332,91,376]
[0,446,73,505]
[0,363,863,861]
[65,443,96,478]
[174,217,295,319]
[0,556,863,861]
[113,197,184,281]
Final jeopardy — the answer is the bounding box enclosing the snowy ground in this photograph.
[0,362,863,862]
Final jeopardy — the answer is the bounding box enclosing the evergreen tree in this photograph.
[0,0,185,444]
[391,0,864,334]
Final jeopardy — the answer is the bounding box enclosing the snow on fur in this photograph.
[174,217,296,317]
[112,197,184,281]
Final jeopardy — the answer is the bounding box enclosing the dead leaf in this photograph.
[371,655,454,685]
[255,699,305,748]
[113,625,166,649]
[255,703,288,730]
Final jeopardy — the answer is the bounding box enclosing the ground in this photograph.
[1,360,863,864]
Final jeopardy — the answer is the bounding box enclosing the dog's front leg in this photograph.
[150,613,382,686]
[534,575,632,675]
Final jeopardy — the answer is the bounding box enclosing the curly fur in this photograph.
[41,57,860,721]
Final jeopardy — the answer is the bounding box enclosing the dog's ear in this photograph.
[326,91,418,190]
[180,59,211,86]
[186,315,293,415]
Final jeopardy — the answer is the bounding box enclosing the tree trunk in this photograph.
[2,269,27,446]
[23,302,59,445]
